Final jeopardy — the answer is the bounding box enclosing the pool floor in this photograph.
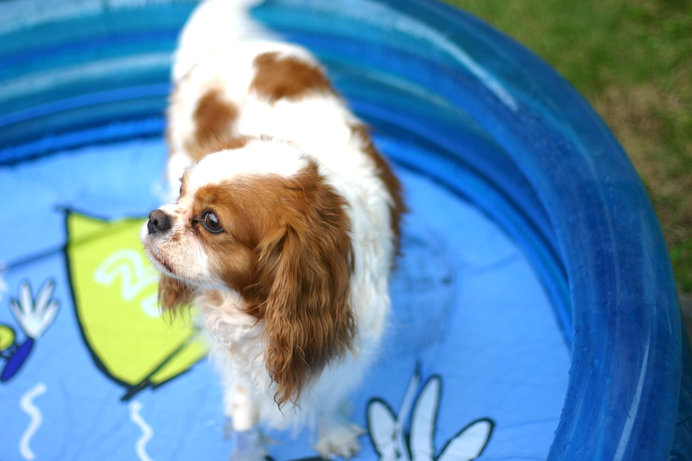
[0,136,569,460]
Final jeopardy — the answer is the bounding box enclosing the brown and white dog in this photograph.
[141,0,404,458]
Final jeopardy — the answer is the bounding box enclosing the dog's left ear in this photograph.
[158,274,195,314]
[255,175,355,407]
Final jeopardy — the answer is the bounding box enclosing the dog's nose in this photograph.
[147,209,172,234]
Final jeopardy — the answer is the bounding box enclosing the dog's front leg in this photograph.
[226,382,267,460]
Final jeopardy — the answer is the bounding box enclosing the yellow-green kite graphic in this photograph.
[65,211,208,400]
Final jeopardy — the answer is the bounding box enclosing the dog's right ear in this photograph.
[158,274,195,314]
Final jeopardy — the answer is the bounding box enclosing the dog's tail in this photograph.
[172,0,273,81]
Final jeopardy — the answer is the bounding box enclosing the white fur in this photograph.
[186,140,309,193]
[145,0,398,458]
[172,0,272,82]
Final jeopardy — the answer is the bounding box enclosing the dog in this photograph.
[141,0,404,458]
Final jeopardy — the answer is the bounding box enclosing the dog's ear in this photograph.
[255,181,355,407]
[158,274,195,314]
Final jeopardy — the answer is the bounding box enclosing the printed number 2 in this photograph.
[94,249,160,317]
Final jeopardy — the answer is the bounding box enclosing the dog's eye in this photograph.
[202,211,224,234]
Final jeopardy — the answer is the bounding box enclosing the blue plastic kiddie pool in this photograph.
[1,1,690,460]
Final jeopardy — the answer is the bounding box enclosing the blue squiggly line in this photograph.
[19,382,46,460]
[129,400,154,461]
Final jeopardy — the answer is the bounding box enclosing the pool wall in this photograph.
[1,0,690,459]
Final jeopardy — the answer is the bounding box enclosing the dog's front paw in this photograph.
[314,424,365,459]
[229,427,268,461]
[229,446,268,461]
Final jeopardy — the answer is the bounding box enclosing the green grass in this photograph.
[443,0,692,296]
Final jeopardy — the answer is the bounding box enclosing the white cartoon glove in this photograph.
[368,370,493,461]
[10,281,59,339]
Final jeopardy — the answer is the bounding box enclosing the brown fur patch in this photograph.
[158,274,196,314]
[189,89,239,161]
[351,123,406,254]
[189,182,260,304]
[191,161,355,405]
[251,52,334,102]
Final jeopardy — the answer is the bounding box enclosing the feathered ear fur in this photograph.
[158,274,196,314]
[255,171,355,407]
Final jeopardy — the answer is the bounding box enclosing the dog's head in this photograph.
[141,138,355,405]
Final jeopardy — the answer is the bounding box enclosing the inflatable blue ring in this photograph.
[0,1,690,459]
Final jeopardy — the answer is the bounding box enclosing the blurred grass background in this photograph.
[444,0,691,313]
